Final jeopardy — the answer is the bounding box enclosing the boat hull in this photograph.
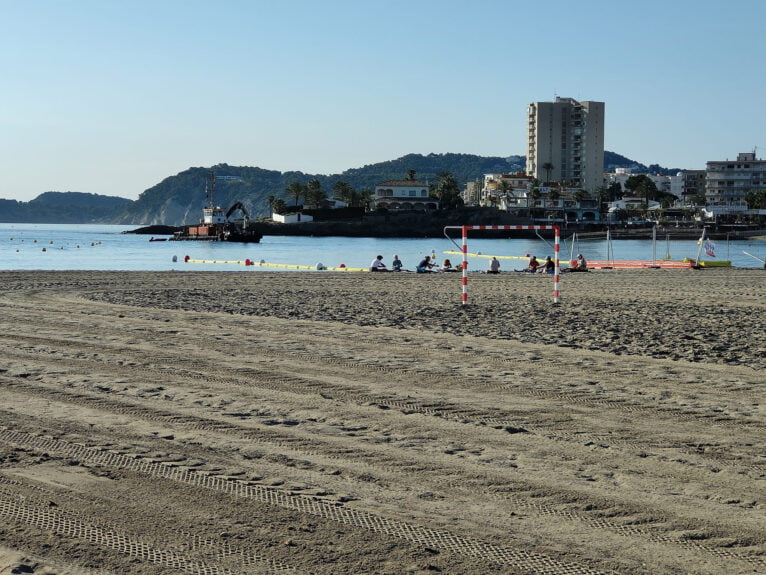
[170,224,262,243]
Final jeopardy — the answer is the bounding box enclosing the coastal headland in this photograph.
[0,268,764,574]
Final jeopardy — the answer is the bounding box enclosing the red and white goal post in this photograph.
[443,225,561,305]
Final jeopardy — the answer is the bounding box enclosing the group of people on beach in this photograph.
[517,255,556,274]
[516,253,587,273]
[370,252,587,274]
[369,254,461,273]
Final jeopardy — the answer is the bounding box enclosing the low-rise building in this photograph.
[462,179,482,206]
[669,173,684,199]
[272,212,314,224]
[532,187,601,223]
[371,180,438,211]
[605,172,678,199]
[481,172,534,209]
[605,198,664,224]
[480,172,601,222]
[607,198,662,212]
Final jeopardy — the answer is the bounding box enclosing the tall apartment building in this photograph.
[526,97,605,194]
[705,152,764,209]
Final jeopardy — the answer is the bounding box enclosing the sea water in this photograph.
[0,223,763,271]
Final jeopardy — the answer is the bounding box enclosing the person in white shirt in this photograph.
[370,255,388,272]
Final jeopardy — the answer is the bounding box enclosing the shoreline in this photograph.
[125,220,766,241]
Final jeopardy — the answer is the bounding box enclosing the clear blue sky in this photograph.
[1,0,764,202]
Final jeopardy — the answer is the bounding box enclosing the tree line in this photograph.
[269,170,464,215]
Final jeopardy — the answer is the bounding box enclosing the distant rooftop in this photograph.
[376,180,428,187]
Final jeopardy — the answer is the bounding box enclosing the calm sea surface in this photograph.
[0,223,763,271]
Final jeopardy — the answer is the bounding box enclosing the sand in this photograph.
[0,268,764,574]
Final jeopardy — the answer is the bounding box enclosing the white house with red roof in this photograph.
[371,180,439,211]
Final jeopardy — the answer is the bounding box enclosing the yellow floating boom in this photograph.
[444,250,528,260]
[185,258,250,265]
[184,257,369,271]
[322,265,369,272]
[256,261,316,270]
[257,261,369,272]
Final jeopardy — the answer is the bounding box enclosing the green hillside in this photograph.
[111,155,529,225]
[3,152,678,225]
[0,192,132,223]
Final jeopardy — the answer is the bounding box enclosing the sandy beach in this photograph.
[0,268,764,574]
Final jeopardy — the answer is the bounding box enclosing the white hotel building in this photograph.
[371,180,439,211]
[705,152,764,213]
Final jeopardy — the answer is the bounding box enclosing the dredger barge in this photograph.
[170,172,262,243]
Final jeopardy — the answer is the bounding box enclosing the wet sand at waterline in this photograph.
[0,268,764,574]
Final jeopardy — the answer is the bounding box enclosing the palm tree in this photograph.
[305,179,326,208]
[542,162,554,184]
[286,181,306,207]
[433,171,462,209]
[271,198,287,215]
[406,169,417,181]
[358,189,373,211]
[594,186,608,216]
[609,181,624,201]
[332,181,354,205]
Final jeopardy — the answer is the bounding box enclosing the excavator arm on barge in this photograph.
[225,202,249,221]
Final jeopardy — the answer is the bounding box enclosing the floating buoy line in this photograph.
[181,255,368,272]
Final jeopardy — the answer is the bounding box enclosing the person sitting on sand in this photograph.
[487,256,500,274]
[370,255,387,272]
[526,255,539,273]
[539,255,555,274]
[441,258,457,272]
[571,254,587,271]
[391,255,403,272]
[417,255,434,273]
